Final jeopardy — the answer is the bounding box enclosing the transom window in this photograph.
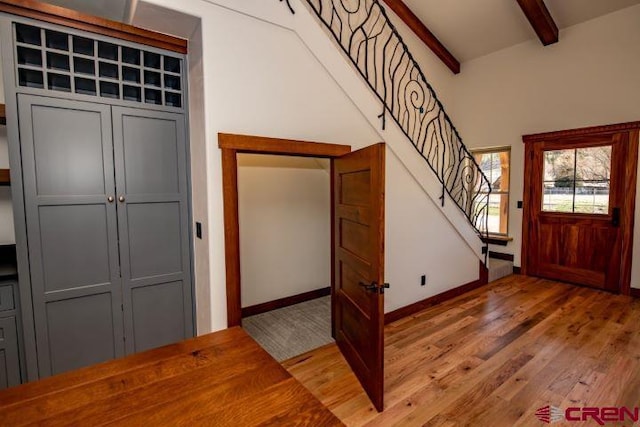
[473,147,510,236]
[542,145,611,214]
[14,22,183,108]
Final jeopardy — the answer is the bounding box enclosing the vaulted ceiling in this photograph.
[39,0,640,67]
[404,0,640,62]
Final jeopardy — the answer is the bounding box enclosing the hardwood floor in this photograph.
[282,275,640,426]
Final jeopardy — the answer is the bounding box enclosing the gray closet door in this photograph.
[112,107,193,354]
[18,95,125,377]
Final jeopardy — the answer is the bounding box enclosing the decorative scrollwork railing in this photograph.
[282,0,491,239]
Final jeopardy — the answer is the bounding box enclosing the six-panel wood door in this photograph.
[333,143,386,412]
[18,95,193,376]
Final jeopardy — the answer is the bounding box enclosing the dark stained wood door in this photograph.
[333,143,385,412]
[523,131,634,292]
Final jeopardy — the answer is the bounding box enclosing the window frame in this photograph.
[541,145,612,215]
[472,146,511,237]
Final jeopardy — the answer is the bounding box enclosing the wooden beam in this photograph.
[516,0,559,46]
[218,133,351,158]
[380,0,460,74]
[0,0,187,53]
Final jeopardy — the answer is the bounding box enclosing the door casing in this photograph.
[218,133,351,327]
[522,121,639,294]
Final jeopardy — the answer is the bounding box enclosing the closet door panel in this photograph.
[112,107,193,354]
[127,202,182,279]
[18,95,124,377]
[39,205,111,292]
[30,106,106,196]
[130,281,185,353]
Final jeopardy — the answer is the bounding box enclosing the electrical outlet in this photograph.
[517,201,523,209]
[421,275,426,286]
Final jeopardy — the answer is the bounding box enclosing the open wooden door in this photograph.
[332,143,386,412]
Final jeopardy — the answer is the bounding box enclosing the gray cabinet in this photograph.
[0,280,21,388]
[18,95,193,377]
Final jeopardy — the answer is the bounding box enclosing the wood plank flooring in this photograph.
[282,275,640,426]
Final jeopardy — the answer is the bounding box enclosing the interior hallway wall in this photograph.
[238,154,330,308]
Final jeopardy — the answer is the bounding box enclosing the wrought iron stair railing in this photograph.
[281,0,491,243]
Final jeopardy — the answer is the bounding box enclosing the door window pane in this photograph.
[542,146,611,214]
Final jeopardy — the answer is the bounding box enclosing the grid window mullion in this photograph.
[13,22,183,108]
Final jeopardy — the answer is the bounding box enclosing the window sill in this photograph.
[481,235,513,246]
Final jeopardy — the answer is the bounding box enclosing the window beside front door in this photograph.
[472,147,511,236]
[542,145,611,214]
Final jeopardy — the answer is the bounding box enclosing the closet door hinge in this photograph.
[121,303,124,311]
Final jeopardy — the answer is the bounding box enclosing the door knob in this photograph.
[107,196,114,203]
[359,281,377,292]
[118,196,125,203]
[359,281,391,294]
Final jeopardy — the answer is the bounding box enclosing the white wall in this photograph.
[449,4,640,288]
[238,154,330,307]
[385,147,478,312]
[0,50,14,245]
[137,0,481,330]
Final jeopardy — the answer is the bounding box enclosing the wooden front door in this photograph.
[333,143,386,411]
[523,126,639,293]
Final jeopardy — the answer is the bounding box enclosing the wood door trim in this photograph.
[219,133,352,327]
[219,133,351,158]
[621,129,639,294]
[0,0,187,53]
[523,121,640,143]
[521,122,639,295]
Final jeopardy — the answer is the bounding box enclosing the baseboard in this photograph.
[384,260,489,325]
[489,251,514,262]
[241,287,331,318]
[631,288,640,298]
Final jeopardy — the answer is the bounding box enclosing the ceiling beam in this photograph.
[381,0,460,74]
[516,0,559,45]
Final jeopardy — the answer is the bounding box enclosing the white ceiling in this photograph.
[40,0,640,63]
[404,0,640,62]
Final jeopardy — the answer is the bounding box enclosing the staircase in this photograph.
[488,259,514,283]
[286,0,491,246]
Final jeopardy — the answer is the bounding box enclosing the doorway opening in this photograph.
[237,153,333,361]
[220,133,387,411]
